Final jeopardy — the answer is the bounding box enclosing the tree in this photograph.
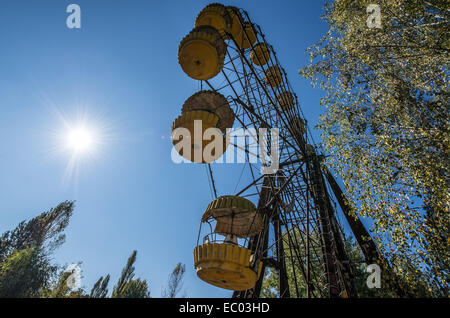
[90,275,110,298]
[0,201,74,258]
[0,201,75,297]
[41,267,87,298]
[342,235,395,297]
[300,0,449,296]
[115,279,150,298]
[0,202,156,298]
[261,230,395,298]
[111,250,150,298]
[0,247,50,298]
[162,262,186,298]
[261,229,328,298]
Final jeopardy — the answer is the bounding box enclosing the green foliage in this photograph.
[342,236,392,297]
[0,201,74,259]
[0,202,167,298]
[162,262,186,298]
[90,275,110,298]
[41,268,87,298]
[0,201,75,297]
[260,268,279,298]
[115,279,150,298]
[300,0,449,296]
[111,251,150,298]
[0,247,51,298]
[261,229,328,298]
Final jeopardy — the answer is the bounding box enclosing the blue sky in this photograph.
[0,0,330,297]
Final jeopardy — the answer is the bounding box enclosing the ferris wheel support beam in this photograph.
[322,164,380,263]
[309,159,342,297]
[273,209,291,298]
[322,164,409,297]
[317,169,359,297]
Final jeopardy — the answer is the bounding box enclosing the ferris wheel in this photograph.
[171,3,397,298]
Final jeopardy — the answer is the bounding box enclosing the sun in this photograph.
[48,107,112,184]
[66,127,95,154]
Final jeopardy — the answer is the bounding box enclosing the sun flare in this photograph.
[66,127,96,155]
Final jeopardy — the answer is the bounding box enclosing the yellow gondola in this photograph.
[250,43,270,66]
[194,3,233,38]
[181,90,235,132]
[264,66,283,87]
[289,117,306,135]
[171,110,227,163]
[277,91,295,111]
[178,25,226,80]
[201,195,263,237]
[194,243,262,291]
[226,6,243,40]
[233,22,257,49]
